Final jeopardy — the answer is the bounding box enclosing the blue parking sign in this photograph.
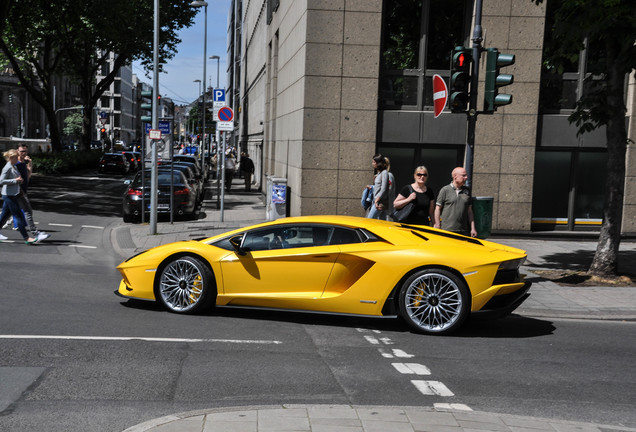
[213,89,225,102]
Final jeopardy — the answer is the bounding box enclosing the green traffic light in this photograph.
[483,48,515,112]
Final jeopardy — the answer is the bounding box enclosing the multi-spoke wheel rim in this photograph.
[404,272,462,332]
[159,258,204,312]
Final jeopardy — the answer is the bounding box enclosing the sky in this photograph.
[132,0,232,106]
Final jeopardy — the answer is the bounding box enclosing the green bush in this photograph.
[32,150,103,175]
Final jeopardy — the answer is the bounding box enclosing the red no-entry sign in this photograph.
[432,74,448,118]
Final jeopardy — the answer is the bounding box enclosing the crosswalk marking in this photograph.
[411,380,454,397]
[392,363,431,375]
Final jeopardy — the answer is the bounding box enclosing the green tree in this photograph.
[63,112,83,142]
[0,0,197,151]
[536,0,636,277]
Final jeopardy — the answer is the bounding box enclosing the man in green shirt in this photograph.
[434,167,477,237]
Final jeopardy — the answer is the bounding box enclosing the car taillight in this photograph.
[127,189,142,196]
[175,188,190,195]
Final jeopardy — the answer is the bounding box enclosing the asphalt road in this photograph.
[0,172,635,432]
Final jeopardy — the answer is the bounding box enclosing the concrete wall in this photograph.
[264,0,382,216]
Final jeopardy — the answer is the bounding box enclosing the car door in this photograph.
[219,224,340,298]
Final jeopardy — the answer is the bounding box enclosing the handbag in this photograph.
[390,202,414,222]
[390,185,414,222]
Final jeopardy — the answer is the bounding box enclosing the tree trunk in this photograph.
[588,41,628,277]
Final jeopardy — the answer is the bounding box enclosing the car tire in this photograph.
[123,213,132,223]
[398,268,470,335]
[155,256,216,314]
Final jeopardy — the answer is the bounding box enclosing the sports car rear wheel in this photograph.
[156,256,215,314]
[398,269,469,335]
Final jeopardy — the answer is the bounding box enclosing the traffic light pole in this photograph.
[464,0,483,190]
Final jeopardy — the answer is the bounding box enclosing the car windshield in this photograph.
[131,171,185,187]
[103,154,121,162]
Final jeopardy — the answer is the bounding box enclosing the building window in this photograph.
[379,0,472,110]
[114,97,121,111]
[114,80,121,94]
[531,149,607,230]
[538,0,609,114]
[100,97,110,108]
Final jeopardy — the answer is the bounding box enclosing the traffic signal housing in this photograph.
[449,46,472,113]
[140,90,161,122]
[483,48,515,112]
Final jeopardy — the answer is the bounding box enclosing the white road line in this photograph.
[81,225,105,229]
[49,223,72,227]
[411,380,455,397]
[391,349,415,358]
[364,335,380,345]
[0,335,282,344]
[68,245,98,249]
[52,194,68,199]
[392,363,431,375]
[434,403,472,411]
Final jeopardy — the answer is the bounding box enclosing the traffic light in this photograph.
[8,94,13,103]
[449,46,472,113]
[100,127,106,134]
[483,48,515,112]
[140,90,153,122]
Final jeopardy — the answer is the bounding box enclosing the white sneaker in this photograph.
[36,232,50,241]
[1,218,12,229]
[0,233,7,241]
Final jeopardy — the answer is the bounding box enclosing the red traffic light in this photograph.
[458,53,466,67]
[100,128,106,133]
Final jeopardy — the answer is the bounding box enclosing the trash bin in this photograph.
[472,196,493,239]
[266,176,287,221]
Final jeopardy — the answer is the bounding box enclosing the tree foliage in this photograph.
[1,0,197,151]
[536,0,636,276]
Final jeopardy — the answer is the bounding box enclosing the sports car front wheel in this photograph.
[398,269,470,335]
[156,256,215,314]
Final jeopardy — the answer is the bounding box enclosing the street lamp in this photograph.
[210,55,220,88]
[191,0,208,177]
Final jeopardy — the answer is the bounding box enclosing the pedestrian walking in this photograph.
[367,154,395,220]
[14,144,49,241]
[0,149,38,244]
[240,152,255,192]
[434,167,477,237]
[392,166,435,225]
[224,151,236,192]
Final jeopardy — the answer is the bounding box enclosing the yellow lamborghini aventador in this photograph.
[116,216,531,335]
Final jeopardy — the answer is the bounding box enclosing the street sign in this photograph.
[217,107,234,122]
[217,121,233,131]
[99,111,108,119]
[144,120,170,134]
[149,129,161,140]
[213,89,226,102]
[433,74,448,118]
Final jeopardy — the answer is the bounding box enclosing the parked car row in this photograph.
[121,155,206,223]
[98,152,142,174]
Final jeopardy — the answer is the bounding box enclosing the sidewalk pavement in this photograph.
[114,178,636,432]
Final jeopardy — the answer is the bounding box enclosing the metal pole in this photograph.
[211,54,220,210]
[465,0,483,189]
[150,0,160,234]
[220,132,226,221]
[201,4,208,179]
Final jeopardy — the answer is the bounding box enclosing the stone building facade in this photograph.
[230,0,636,234]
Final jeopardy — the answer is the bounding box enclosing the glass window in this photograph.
[574,152,607,220]
[532,151,571,219]
[380,0,472,110]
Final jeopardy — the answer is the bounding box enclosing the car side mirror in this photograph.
[229,235,246,256]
